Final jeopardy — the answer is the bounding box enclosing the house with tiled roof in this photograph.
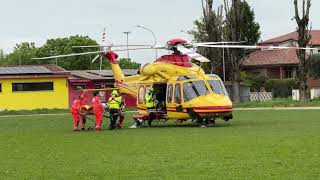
[68,69,138,108]
[242,30,320,81]
[0,65,70,110]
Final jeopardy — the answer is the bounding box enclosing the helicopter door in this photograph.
[153,83,167,113]
[174,83,183,112]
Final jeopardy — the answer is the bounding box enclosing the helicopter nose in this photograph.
[187,95,232,113]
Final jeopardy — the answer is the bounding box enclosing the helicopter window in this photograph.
[167,84,173,103]
[208,80,228,96]
[177,76,196,81]
[138,86,145,104]
[183,81,209,102]
[174,84,182,103]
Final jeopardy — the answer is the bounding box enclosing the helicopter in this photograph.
[34,36,319,127]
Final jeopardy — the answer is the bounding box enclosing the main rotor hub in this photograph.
[167,38,188,46]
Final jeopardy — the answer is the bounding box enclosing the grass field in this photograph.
[0,110,320,179]
[233,98,320,108]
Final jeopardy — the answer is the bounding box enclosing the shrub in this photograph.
[265,79,299,98]
[241,72,267,92]
[309,54,320,79]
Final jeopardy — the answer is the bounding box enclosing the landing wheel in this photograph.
[209,120,216,125]
[195,118,208,128]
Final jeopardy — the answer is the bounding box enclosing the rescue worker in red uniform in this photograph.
[92,91,104,131]
[71,96,84,132]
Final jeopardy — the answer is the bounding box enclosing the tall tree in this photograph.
[36,35,105,70]
[4,42,37,65]
[223,0,260,102]
[0,49,5,64]
[189,0,224,74]
[118,58,141,69]
[294,0,312,101]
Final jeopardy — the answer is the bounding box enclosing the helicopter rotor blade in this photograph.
[32,51,105,60]
[72,44,153,48]
[193,41,246,46]
[177,46,210,62]
[152,44,166,49]
[197,44,319,51]
[32,47,157,60]
[91,54,100,63]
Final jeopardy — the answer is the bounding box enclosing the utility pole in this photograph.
[136,25,158,59]
[123,31,131,59]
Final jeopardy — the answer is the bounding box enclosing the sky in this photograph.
[1,0,320,64]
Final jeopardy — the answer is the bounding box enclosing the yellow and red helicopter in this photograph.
[34,35,318,127]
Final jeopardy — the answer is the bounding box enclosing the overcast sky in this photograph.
[1,0,319,64]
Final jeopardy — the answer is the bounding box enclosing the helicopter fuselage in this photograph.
[112,54,233,122]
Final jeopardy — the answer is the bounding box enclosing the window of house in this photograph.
[94,84,102,89]
[167,84,173,103]
[284,68,294,79]
[73,84,86,90]
[12,82,54,92]
[0,83,2,93]
[252,72,260,76]
[174,84,182,103]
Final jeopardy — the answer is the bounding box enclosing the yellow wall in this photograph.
[0,77,69,110]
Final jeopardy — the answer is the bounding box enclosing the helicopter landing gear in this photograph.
[196,118,216,127]
[223,114,233,122]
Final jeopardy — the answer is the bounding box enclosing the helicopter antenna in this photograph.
[100,28,106,71]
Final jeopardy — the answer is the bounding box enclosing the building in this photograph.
[0,65,70,110]
[68,69,138,108]
[243,30,320,80]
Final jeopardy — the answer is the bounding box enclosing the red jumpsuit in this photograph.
[71,99,82,130]
[92,96,103,130]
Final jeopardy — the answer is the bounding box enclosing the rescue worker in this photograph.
[79,94,87,130]
[145,87,156,127]
[92,91,103,131]
[116,93,126,129]
[107,90,121,130]
[71,96,84,132]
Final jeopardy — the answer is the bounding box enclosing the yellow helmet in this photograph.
[112,90,118,96]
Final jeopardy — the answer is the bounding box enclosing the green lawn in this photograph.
[233,98,320,108]
[0,110,319,179]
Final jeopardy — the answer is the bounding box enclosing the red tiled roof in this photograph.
[259,30,320,45]
[242,49,300,66]
[42,64,67,72]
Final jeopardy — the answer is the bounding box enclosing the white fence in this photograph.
[292,88,320,100]
[250,92,273,101]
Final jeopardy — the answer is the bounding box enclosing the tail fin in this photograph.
[105,51,125,81]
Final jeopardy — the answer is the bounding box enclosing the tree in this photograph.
[0,49,5,64]
[1,35,142,70]
[189,0,224,74]
[294,0,312,101]
[4,42,37,65]
[309,54,320,79]
[118,58,141,69]
[223,0,261,102]
[36,35,106,70]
